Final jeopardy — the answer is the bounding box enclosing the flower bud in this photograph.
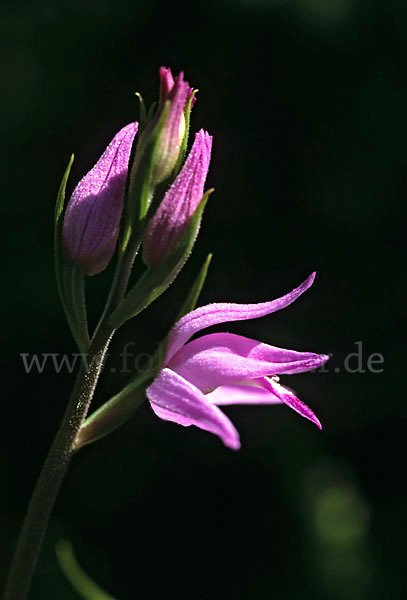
[143,129,212,267]
[147,68,194,185]
[62,122,138,275]
[159,66,175,105]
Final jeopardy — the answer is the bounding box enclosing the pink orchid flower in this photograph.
[146,273,329,450]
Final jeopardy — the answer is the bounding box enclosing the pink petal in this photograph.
[206,382,282,405]
[165,273,316,361]
[63,121,138,275]
[153,72,191,182]
[143,130,212,266]
[146,368,241,450]
[168,332,329,391]
[260,377,322,429]
[159,66,175,103]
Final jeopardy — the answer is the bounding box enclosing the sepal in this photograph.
[172,88,197,177]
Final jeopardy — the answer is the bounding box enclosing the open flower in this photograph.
[146,273,329,450]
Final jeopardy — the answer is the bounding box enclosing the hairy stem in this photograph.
[2,325,113,600]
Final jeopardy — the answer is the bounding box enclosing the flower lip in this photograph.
[147,367,241,450]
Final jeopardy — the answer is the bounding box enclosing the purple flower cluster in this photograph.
[60,66,328,448]
[62,67,210,275]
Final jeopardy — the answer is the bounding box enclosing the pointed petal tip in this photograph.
[228,439,241,451]
[308,408,322,430]
[305,352,330,372]
[223,429,241,450]
[261,377,322,431]
[299,406,322,431]
[304,271,316,288]
[123,121,139,141]
[195,128,212,144]
[217,420,241,451]
[307,410,322,430]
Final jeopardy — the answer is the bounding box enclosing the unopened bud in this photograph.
[62,122,138,275]
[143,129,212,267]
[143,68,194,186]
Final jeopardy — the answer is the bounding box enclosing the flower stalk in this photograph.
[3,68,211,598]
[3,323,114,600]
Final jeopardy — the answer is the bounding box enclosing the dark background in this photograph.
[0,0,404,598]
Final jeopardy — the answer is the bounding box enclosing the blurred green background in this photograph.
[0,0,404,598]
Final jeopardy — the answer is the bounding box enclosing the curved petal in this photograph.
[146,368,241,450]
[260,377,322,429]
[206,382,282,405]
[165,273,316,361]
[167,332,329,391]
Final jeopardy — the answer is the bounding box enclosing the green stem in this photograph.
[71,266,90,350]
[2,324,113,600]
[4,169,150,599]
[92,236,141,343]
[109,238,140,313]
[62,263,89,354]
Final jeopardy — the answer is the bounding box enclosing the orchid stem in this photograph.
[3,219,145,599]
[4,177,148,599]
[110,237,141,312]
[71,266,90,350]
[2,323,114,600]
[92,235,141,343]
